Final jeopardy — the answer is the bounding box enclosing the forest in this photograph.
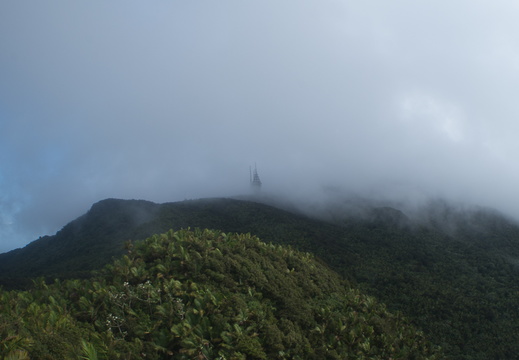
[1,197,519,359]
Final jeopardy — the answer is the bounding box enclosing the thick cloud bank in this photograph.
[2,1,519,252]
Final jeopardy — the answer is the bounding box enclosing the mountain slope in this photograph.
[1,197,519,359]
[0,199,161,281]
[0,198,346,281]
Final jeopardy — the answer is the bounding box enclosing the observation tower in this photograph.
[250,164,262,192]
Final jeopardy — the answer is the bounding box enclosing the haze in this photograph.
[2,1,519,252]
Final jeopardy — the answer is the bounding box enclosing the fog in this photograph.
[2,1,519,252]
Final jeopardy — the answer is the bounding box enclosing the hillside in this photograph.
[0,229,440,359]
[0,199,161,282]
[0,198,339,282]
[1,197,519,359]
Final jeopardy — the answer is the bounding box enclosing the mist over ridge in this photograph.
[239,181,518,235]
[2,1,519,251]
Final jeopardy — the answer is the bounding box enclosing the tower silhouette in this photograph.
[250,164,262,191]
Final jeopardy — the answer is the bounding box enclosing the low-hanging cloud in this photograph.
[2,0,519,252]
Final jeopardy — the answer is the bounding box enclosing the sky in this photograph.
[2,1,519,252]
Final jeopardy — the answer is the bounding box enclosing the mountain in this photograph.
[1,196,519,359]
[0,198,342,282]
[0,199,161,282]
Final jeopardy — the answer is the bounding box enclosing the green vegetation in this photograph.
[0,229,439,359]
[2,197,519,358]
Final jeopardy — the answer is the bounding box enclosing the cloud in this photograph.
[2,1,519,252]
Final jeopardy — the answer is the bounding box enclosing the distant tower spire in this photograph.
[250,163,262,191]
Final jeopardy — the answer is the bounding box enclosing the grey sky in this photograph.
[2,1,519,252]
